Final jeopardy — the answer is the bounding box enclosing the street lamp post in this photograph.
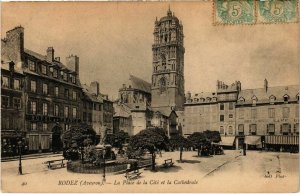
[18,140,23,175]
[102,149,106,183]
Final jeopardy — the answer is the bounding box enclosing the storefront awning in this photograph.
[245,136,261,145]
[265,136,299,145]
[220,136,235,146]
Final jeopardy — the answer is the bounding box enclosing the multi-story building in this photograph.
[1,26,82,154]
[82,81,104,142]
[183,79,299,151]
[1,61,26,156]
[235,79,299,150]
[184,81,240,145]
[102,95,114,135]
[115,75,152,135]
[113,102,133,135]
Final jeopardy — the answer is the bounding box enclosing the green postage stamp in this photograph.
[257,0,299,24]
[214,0,299,25]
[214,0,255,25]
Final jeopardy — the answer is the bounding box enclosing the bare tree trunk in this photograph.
[151,153,156,171]
[180,146,183,162]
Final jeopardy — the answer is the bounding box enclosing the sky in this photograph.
[2,2,299,100]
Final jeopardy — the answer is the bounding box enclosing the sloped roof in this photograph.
[24,48,72,72]
[82,84,103,103]
[114,103,131,118]
[238,85,299,103]
[129,75,151,93]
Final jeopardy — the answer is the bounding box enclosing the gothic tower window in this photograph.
[160,77,166,93]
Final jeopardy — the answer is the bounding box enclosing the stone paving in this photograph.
[1,150,298,192]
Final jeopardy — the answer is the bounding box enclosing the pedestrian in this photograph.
[243,142,247,156]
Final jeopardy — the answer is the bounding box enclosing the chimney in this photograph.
[264,79,268,92]
[66,55,79,77]
[90,81,100,96]
[5,26,24,63]
[55,57,60,62]
[9,61,15,72]
[46,47,54,62]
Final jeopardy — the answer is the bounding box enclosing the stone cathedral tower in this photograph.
[151,8,185,114]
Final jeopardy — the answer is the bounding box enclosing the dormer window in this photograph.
[41,65,47,75]
[63,72,68,81]
[238,97,245,105]
[200,98,205,102]
[206,97,211,102]
[212,97,217,102]
[28,60,36,72]
[283,94,289,103]
[53,69,58,78]
[269,95,276,104]
[251,96,258,106]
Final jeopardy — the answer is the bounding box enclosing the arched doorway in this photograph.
[52,125,63,152]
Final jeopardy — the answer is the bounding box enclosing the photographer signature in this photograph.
[264,170,286,179]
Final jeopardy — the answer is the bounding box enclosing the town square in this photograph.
[1,1,299,193]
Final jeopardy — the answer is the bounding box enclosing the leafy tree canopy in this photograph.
[63,123,98,149]
[105,130,129,148]
[187,130,221,148]
[169,135,191,148]
[129,127,169,153]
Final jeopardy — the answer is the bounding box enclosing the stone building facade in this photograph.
[1,26,82,154]
[114,75,152,135]
[184,80,240,145]
[82,81,104,142]
[183,79,299,150]
[235,80,299,150]
[1,61,26,156]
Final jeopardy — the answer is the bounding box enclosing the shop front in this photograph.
[265,135,299,152]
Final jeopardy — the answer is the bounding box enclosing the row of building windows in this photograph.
[239,94,299,105]
[29,101,78,118]
[29,80,77,100]
[83,101,102,111]
[238,107,298,119]
[28,60,76,84]
[235,123,299,135]
[1,96,21,109]
[28,122,71,131]
[2,76,21,90]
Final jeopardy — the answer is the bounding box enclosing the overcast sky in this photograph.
[2,2,299,99]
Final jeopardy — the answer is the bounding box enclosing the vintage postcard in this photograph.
[1,1,299,193]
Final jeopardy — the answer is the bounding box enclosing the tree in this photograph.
[105,130,129,149]
[129,127,168,171]
[62,123,98,160]
[187,131,221,156]
[169,135,191,162]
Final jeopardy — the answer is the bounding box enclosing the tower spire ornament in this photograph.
[167,4,172,16]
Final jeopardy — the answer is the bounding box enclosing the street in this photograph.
[1,150,299,193]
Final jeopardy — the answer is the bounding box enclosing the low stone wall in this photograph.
[67,161,127,174]
[67,158,152,174]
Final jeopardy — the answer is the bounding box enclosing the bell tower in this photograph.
[151,8,185,113]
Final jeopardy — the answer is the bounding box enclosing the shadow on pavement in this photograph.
[176,159,201,164]
[192,155,213,158]
[155,165,183,173]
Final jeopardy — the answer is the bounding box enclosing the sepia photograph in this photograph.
[1,1,299,193]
